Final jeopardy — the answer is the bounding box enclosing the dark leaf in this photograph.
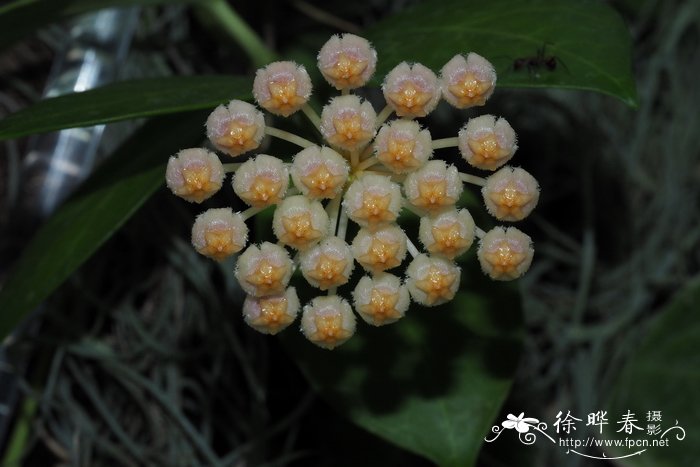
[0,76,249,141]
[0,111,209,340]
[366,0,637,106]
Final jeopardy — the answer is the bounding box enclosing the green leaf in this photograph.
[0,111,211,340]
[607,277,700,466]
[0,0,208,50]
[284,264,522,467]
[0,76,249,142]
[366,0,637,106]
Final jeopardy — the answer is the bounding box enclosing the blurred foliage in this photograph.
[608,276,700,466]
[1,0,698,466]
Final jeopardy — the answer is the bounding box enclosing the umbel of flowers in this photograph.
[165,34,539,349]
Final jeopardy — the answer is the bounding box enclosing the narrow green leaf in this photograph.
[366,0,637,106]
[0,111,211,340]
[0,0,208,50]
[607,277,700,466]
[284,264,522,467]
[0,76,248,141]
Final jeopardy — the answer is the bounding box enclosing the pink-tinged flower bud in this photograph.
[406,254,460,306]
[351,224,407,273]
[318,33,377,90]
[232,154,288,208]
[477,227,533,280]
[191,208,248,260]
[458,115,517,170]
[482,166,540,221]
[404,160,462,213]
[320,95,376,151]
[440,53,497,108]
[419,209,475,259]
[243,287,300,334]
[300,236,354,290]
[253,61,312,116]
[166,148,224,203]
[301,296,356,349]
[291,146,349,199]
[273,195,328,250]
[374,119,432,173]
[343,174,402,229]
[235,242,293,297]
[206,100,265,157]
[353,273,409,326]
[382,62,440,118]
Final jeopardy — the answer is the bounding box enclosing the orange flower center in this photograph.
[414,267,457,305]
[251,296,293,334]
[378,138,419,171]
[201,228,239,260]
[359,237,401,271]
[448,72,491,106]
[353,192,396,225]
[430,223,470,257]
[300,164,344,198]
[324,53,368,86]
[359,287,402,324]
[215,120,258,155]
[242,175,284,207]
[280,212,322,248]
[413,179,454,211]
[387,82,432,116]
[306,254,348,289]
[180,164,217,202]
[245,259,287,295]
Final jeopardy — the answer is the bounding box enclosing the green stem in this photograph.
[201,0,276,68]
[356,156,380,171]
[301,103,322,131]
[222,162,242,173]
[406,238,420,258]
[375,105,394,128]
[326,193,342,234]
[265,127,315,149]
[459,172,486,186]
[432,137,459,150]
[336,210,349,241]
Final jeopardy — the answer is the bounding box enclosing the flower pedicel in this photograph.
[166,33,539,349]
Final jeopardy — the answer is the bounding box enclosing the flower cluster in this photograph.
[165,34,539,349]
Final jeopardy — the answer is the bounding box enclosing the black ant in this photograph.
[512,44,567,76]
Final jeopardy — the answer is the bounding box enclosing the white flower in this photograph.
[301,296,356,349]
[353,273,409,326]
[232,154,288,207]
[383,62,440,117]
[502,413,539,433]
[440,53,497,108]
[206,100,265,157]
[458,115,517,170]
[290,146,348,199]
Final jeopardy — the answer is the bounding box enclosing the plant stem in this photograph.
[222,163,241,173]
[406,238,419,258]
[350,150,360,168]
[356,156,380,171]
[301,104,322,131]
[200,0,276,68]
[336,210,349,240]
[326,194,342,234]
[432,137,459,150]
[375,105,394,127]
[242,206,264,220]
[460,172,486,186]
[265,127,315,149]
